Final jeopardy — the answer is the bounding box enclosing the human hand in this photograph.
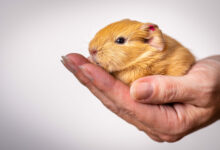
[61,53,220,142]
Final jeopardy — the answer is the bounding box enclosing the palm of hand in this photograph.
[62,54,220,142]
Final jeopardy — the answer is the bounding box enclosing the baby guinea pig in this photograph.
[89,19,195,85]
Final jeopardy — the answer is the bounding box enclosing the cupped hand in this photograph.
[61,54,220,142]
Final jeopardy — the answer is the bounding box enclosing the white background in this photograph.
[1,0,220,150]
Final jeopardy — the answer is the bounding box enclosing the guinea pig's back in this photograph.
[160,35,195,76]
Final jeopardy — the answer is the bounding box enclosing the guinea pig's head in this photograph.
[89,19,165,72]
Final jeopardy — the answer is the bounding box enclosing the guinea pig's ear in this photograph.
[141,23,165,51]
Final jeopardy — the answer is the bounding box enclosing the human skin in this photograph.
[61,53,220,142]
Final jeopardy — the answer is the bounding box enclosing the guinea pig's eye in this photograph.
[115,37,126,44]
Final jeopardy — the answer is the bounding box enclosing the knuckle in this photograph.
[153,76,178,102]
[81,79,91,86]
[201,80,216,96]
[136,125,145,132]
[117,105,136,119]
[136,123,152,134]
[193,65,220,107]
[197,79,217,107]
[159,135,181,143]
[149,136,164,142]
[102,101,119,114]
[169,109,189,135]
[78,72,93,87]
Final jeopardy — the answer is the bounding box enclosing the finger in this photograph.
[61,54,90,86]
[135,124,164,142]
[62,54,164,136]
[64,54,134,109]
[76,62,185,135]
[79,64,133,107]
[62,53,135,112]
[61,54,119,112]
[62,54,162,130]
[130,75,196,104]
[81,83,119,114]
[62,53,183,135]
[65,53,90,66]
[146,133,164,142]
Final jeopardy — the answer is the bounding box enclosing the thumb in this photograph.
[130,75,196,104]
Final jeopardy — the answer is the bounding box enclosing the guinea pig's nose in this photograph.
[90,49,97,56]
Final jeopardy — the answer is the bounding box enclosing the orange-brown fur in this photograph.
[89,19,195,85]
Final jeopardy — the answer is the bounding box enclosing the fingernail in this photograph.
[60,59,65,65]
[61,56,77,73]
[131,82,153,100]
[79,65,93,81]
